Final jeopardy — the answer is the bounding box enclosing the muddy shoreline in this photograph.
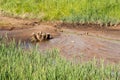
[0,15,120,64]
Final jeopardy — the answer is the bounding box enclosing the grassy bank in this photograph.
[0,0,120,24]
[0,39,120,80]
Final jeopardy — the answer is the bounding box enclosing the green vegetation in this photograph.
[0,39,120,80]
[0,0,120,79]
[0,0,120,24]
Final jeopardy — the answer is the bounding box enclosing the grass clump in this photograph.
[0,0,120,24]
[0,40,120,80]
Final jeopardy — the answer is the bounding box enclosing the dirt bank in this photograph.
[0,15,120,64]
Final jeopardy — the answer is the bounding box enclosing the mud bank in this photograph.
[0,15,120,63]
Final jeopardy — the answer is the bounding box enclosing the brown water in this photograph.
[37,29,120,63]
[0,27,120,63]
[0,15,120,63]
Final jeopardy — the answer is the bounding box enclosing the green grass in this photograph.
[0,39,120,80]
[0,0,120,24]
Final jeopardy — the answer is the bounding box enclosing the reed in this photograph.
[0,40,120,80]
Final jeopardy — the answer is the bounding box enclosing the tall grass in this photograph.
[0,0,120,24]
[0,39,120,80]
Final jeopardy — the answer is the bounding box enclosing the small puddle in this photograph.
[0,28,120,63]
[24,31,120,63]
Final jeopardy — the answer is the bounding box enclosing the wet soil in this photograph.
[0,15,120,64]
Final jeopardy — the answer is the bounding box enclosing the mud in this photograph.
[0,15,120,64]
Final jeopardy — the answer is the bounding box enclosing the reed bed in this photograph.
[0,39,120,80]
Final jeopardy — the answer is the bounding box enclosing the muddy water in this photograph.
[0,28,120,63]
[0,15,120,63]
[37,30,120,63]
